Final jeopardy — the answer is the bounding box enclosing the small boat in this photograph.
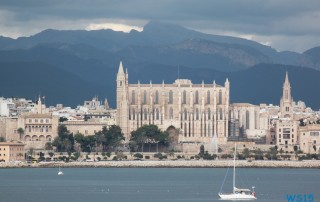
[58,167,64,175]
[218,144,256,200]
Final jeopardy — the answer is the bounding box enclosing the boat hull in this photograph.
[219,193,256,200]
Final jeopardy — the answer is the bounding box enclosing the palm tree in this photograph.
[17,128,24,140]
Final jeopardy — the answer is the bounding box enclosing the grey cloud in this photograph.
[0,0,320,51]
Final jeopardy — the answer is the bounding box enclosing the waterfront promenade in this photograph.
[1,160,320,168]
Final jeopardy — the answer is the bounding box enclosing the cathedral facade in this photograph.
[116,62,230,144]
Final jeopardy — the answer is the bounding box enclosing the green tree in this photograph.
[199,145,205,158]
[266,146,278,160]
[48,152,54,158]
[242,148,250,159]
[17,128,24,140]
[59,117,68,122]
[52,125,75,153]
[253,148,263,160]
[105,125,125,150]
[0,137,5,142]
[130,125,169,152]
[45,142,53,150]
[74,133,95,152]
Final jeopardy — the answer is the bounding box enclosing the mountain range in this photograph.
[0,21,319,109]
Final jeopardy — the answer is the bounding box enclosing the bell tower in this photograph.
[280,72,293,118]
[116,61,129,139]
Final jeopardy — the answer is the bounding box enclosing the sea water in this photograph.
[0,167,319,202]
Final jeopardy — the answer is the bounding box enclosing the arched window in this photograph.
[219,108,223,120]
[195,91,199,104]
[196,108,199,120]
[207,90,210,104]
[144,108,148,120]
[132,90,135,104]
[156,108,160,120]
[155,90,159,104]
[246,110,250,129]
[219,90,222,104]
[169,90,173,104]
[169,107,173,119]
[132,109,135,120]
[207,108,211,120]
[183,90,187,104]
[184,108,188,120]
[143,90,147,104]
[254,110,257,129]
[184,123,187,137]
[208,122,211,136]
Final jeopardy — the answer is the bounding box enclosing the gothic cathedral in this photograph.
[116,62,230,145]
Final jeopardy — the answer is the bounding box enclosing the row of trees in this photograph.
[129,125,170,152]
[52,125,125,153]
[52,124,170,154]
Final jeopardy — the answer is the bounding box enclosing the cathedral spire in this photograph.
[104,98,110,109]
[280,71,293,118]
[284,71,290,87]
[118,61,124,75]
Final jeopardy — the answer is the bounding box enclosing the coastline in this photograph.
[1,160,320,169]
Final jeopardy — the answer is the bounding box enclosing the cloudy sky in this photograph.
[1,0,320,52]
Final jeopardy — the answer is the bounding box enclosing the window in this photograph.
[155,90,159,104]
[246,110,250,129]
[132,91,135,104]
[156,108,160,120]
[29,119,32,123]
[169,107,173,119]
[219,108,223,120]
[184,108,187,120]
[46,119,49,123]
[207,108,211,120]
[195,91,199,104]
[143,90,147,104]
[169,90,173,104]
[144,109,148,120]
[219,90,222,104]
[182,90,186,104]
[132,109,135,120]
[207,90,210,104]
[196,108,199,120]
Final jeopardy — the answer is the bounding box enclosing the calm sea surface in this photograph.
[0,167,319,202]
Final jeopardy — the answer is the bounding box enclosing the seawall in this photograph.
[1,160,320,168]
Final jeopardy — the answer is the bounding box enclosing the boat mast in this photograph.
[233,143,236,194]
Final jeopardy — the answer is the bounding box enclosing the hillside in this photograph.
[0,62,108,107]
[0,22,319,109]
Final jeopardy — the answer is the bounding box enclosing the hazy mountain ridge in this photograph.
[0,61,108,106]
[0,21,319,108]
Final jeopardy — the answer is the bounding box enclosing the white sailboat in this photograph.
[58,167,64,175]
[218,144,256,200]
